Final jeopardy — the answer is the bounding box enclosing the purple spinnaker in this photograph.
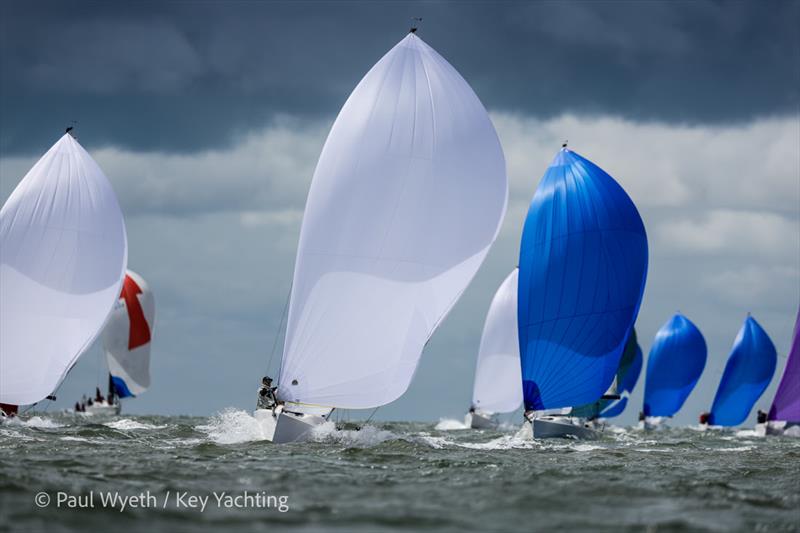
[768,309,800,422]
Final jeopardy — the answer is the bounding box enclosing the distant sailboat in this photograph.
[465,269,522,429]
[517,147,648,440]
[640,313,707,430]
[701,315,777,429]
[76,270,155,415]
[764,309,800,436]
[255,32,508,443]
[570,329,643,423]
[0,132,128,418]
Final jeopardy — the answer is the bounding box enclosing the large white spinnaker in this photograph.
[103,270,155,397]
[0,133,128,406]
[471,269,523,414]
[277,33,508,412]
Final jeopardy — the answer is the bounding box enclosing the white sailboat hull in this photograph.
[81,401,121,416]
[465,411,496,430]
[763,421,800,437]
[254,406,327,444]
[518,416,598,440]
[637,416,668,431]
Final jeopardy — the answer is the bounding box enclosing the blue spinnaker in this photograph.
[709,316,777,427]
[518,148,648,411]
[600,397,628,418]
[111,376,135,398]
[643,313,706,417]
[571,329,643,419]
[619,343,643,395]
[599,340,643,419]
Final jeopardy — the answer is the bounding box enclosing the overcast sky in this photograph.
[1,1,798,427]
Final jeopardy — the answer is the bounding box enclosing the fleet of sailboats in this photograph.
[0,33,795,443]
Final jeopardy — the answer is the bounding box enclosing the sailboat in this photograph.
[763,309,800,436]
[465,269,522,429]
[75,270,155,415]
[640,313,706,430]
[0,132,128,418]
[517,147,648,440]
[570,329,643,425]
[700,315,777,430]
[254,31,508,443]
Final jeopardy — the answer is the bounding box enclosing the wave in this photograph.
[434,418,468,431]
[104,419,167,431]
[196,408,270,444]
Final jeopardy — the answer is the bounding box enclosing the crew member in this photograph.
[257,376,278,411]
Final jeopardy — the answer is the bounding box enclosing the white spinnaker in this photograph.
[278,34,507,410]
[472,269,523,414]
[0,134,127,405]
[103,270,155,396]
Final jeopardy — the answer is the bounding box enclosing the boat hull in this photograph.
[518,416,598,440]
[637,416,668,431]
[81,402,121,415]
[465,411,496,429]
[764,421,800,437]
[254,406,327,443]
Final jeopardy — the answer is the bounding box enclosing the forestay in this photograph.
[709,315,777,427]
[768,308,800,423]
[643,313,707,418]
[103,270,156,397]
[517,148,648,411]
[278,34,507,410]
[0,134,127,405]
[471,269,523,414]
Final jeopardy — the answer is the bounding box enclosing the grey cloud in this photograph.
[1,1,797,155]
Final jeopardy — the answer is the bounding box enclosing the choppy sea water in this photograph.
[1,410,798,532]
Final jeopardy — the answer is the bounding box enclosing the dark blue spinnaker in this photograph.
[643,313,707,417]
[571,329,643,419]
[709,316,777,427]
[518,148,648,411]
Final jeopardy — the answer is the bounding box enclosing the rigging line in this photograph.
[358,406,380,430]
[267,280,293,377]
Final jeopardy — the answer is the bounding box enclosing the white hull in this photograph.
[764,421,800,437]
[518,416,598,440]
[465,411,496,430]
[80,401,120,415]
[637,416,668,431]
[254,406,327,443]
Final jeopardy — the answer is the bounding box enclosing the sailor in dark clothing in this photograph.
[757,410,768,424]
[257,376,278,411]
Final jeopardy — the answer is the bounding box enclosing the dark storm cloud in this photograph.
[1,0,797,155]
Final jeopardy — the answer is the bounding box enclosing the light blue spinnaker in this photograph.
[643,313,707,417]
[518,148,648,411]
[708,315,777,427]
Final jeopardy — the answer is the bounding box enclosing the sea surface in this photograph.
[1,410,798,532]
